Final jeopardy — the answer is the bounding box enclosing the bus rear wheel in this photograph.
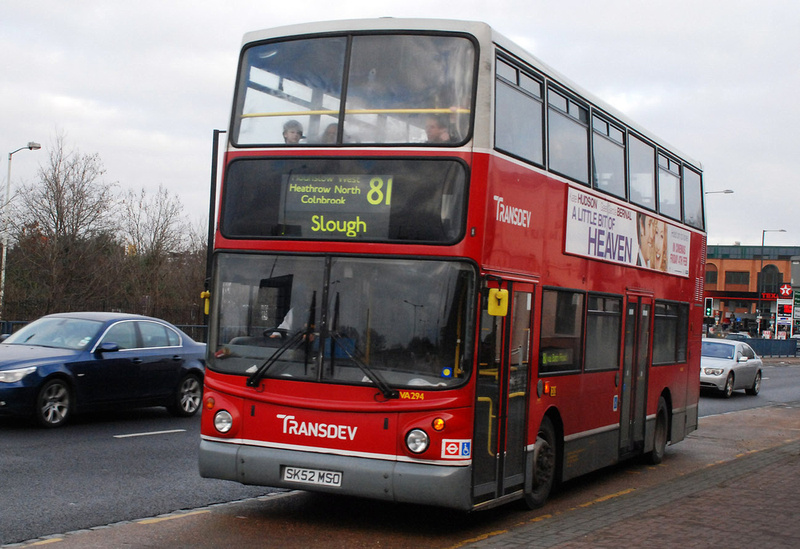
[524,416,556,509]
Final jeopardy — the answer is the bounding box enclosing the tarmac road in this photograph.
[6,398,800,549]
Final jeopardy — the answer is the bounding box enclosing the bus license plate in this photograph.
[283,466,342,487]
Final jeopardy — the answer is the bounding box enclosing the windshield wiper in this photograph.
[329,332,398,400]
[326,292,396,400]
[245,330,305,387]
[246,292,317,388]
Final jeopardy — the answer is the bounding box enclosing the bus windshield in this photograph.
[210,254,476,390]
[233,33,475,145]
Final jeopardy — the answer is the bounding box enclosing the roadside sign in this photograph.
[777,302,792,323]
[795,291,800,319]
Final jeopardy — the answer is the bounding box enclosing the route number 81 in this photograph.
[367,177,393,206]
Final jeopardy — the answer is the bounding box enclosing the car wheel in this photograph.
[647,397,669,465]
[721,373,734,398]
[36,378,72,428]
[745,371,761,396]
[168,373,202,417]
[524,416,557,509]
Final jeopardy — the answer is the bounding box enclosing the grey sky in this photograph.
[3,0,798,246]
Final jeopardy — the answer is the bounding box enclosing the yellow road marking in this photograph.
[578,488,636,507]
[138,509,210,525]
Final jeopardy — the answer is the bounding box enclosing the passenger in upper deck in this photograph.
[283,120,304,144]
[320,123,338,144]
[425,115,453,143]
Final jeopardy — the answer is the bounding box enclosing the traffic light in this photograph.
[704,297,713,317]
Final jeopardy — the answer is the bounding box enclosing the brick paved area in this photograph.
[466,435,800,548]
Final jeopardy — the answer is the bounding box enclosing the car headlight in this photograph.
[0,366,37,383]
[213,410,233,433]
[406,428,430,454]
[703,368,724,376]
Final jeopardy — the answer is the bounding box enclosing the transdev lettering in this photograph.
[278,414,358,441]
[493,195,532,228]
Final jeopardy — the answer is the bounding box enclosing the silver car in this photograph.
[700,338,762,398]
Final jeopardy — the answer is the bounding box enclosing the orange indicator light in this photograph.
[205,397,216,409]
[432,418,446,431]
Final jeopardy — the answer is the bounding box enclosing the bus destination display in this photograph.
[279,173,393,239]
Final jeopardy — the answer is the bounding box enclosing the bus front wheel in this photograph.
[524,416,557,509]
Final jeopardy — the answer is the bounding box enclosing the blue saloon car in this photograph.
[0,312,205,427]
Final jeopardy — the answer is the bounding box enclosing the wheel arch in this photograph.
[658,388,673,443]
[38,372,77,406]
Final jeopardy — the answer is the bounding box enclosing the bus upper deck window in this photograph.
[343,35,475,145]
[232,33,475,147]
[234,37,347,146]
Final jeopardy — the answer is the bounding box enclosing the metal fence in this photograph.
[0,321,28,337]
[746,338,798,357]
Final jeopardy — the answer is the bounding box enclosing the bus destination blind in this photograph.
[279,173,393,239]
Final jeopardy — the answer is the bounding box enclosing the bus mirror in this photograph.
[487,288,509,317]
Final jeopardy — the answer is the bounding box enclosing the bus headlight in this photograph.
[406,428,429,454]
[214,410,233,433]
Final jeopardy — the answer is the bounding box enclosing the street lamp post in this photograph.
[704,189,734,335]
[403,299,423,339]
[1,142,42,321]
[756,228,786,337]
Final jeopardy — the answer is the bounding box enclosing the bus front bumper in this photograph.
[199,438,473,510]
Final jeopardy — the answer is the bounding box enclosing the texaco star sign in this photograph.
[779,283,793,297]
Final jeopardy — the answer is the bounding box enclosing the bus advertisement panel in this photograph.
[565,187,691,277]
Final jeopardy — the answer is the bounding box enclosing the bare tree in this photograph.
[4,133,207,326]
[165,218,209,328]
[122,185,188,259]
[120,184,190,316]
[16,133,118,240]
[8,133,121,314]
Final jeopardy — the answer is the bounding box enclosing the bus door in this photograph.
[473,281,533,504]
[619,294,652,455]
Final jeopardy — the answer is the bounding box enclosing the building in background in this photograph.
[705,244,800,338]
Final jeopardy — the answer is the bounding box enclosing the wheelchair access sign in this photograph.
[441,439,471,459]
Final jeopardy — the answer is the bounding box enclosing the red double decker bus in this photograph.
[199,18,705,511]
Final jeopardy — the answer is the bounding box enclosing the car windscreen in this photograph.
[701,342,734,360]
[3,317,102,350]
